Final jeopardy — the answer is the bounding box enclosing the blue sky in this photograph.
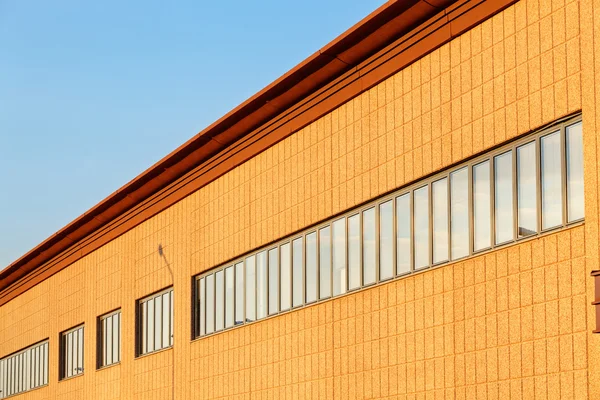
[0,0,384,269]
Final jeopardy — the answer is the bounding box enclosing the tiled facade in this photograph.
[3,0,600,398]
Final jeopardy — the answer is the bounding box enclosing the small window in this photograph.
[137,287,173,356]
[0,341,48,397]
[98,310,121,368]
[60,325,84,379]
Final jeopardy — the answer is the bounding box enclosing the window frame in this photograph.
[0,339,49,397]
[59,324,84,381]
[97,309,121,369]
[192,114,583,340]
[136,286,174,357]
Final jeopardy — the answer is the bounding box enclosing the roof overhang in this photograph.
[0,0,517,305]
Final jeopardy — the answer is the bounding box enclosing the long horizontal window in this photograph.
[193,115,583,339]
[0,340,48,398]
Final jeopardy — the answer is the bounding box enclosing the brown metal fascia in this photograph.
[0,0,516,303]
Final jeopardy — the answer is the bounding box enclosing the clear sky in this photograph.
[0,0,385,269]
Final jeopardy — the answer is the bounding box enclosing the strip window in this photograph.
[137,287,173,356]
[0,340,48,398]
[98,310,121,368]
[193,115,584,339]
[60,325,84,380]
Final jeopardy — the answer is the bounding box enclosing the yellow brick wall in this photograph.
[0,0,594,398]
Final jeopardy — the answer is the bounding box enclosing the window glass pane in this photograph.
[414,186,430,269]
[215,271,224,331]
[494,151,514,244]
[206,274,215,334]
[225,267,235,328]
[199,277,206,336]
[66,331,72,377]
[106,316,113,366]
[473,161,491,251]
[306,232,318,303]
[348,214,361,290]
[155,295,163,348]
[363,208,376,285]
[170,291,173,346]
[517,142,537,237]
[567,122,584,222]
[541,131,563,229]
[245,256,256,322]
[162,294,170,348]
[77,328,84,373]
[268,248,279,315]
[380,201,394,280]
[235,262,244,325]
[114,313,121,362]
[433,179,449,263]
[280,243,291,311]
[450,168,469,259]
[292,238,304,307]
[319,226,332,299]
[396,194,411,274]
[257,251,268,319]
[332,218,346,296]
[141,302,147,354]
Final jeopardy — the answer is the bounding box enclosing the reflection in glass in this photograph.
[206,274,215,334]
[280,243,291,311]
[268,248,279,315]
[414,186,429,269]
[451,168,469,259]
[473,161,491,251]
[199,277,205,336]
[432,179,448,263]
[235,262,244,325]
[306,232,318,303]
[396,194,411,274]
[292,238,303,307]
[363,208,376,284]
[541,131,563,229]
[348,214,361,290]
[517,142,537,237]
[215,270,224,331]
[380,201,394,280]
[319,227,331,299]
[567,122,584,222]
[245,256,256,322]
[257,251,268,319]
[495,151,514,244]
[332,218,346,296]
[225,267,234,328]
